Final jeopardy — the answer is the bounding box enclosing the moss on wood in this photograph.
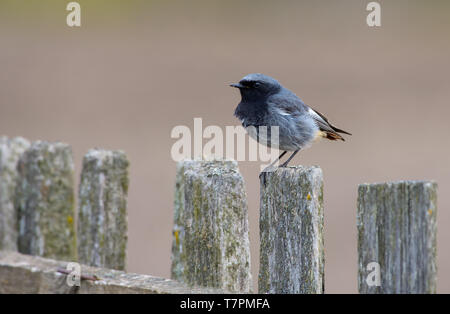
[357,181,437,294]
[259,166,324,294]
[0,136,30,251]
[15,141,76,261]
[77,149,129,271]
[171,160,251,293]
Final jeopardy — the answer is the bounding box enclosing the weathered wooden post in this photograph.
[357,181,437,294]
[171,160,252,293]
[15,141,76,261]
[77,149,129,270]
[0,136,30,251]
[259,166,324,294]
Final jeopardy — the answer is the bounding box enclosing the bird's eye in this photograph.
[253,82,261,88]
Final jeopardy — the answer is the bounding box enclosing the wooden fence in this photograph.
[0,137,129,270]
[0,136,438,293]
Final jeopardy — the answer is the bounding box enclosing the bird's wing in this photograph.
[268,91,309,117]
[307,107,352,141]
[268,91,351,141]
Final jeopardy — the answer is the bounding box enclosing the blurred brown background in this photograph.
[1,0,449,293]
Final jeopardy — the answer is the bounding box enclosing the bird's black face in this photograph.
[230,78,280,101]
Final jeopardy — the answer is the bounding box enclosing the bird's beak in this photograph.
[230,83,244,89]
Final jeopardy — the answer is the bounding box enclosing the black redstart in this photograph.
[231,73,351,167]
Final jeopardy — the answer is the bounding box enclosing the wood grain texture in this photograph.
[171,160,251,293]
[0,251,225,294]
[357,181,437,294]
[259,166,324,294]
[0,137,30,251]
[15,141,76,261]
[77,149,129,270]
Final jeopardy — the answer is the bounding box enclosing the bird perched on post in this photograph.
[231,73,351,167]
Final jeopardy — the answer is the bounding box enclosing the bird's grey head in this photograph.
[230,73,281,101]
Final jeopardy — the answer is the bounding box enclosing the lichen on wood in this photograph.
[0,251,225,294]
[259,166,324,294]
[15,141,76,261]
[171,160,252,293]
[0,136,30,251]
[77,149,129,271]
[357,181,437,294]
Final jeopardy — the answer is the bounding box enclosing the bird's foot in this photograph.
[259,165,277,181]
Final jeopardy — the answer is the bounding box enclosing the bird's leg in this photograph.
[265,151,287,169]
[280,150,299,167]
[259,151,287,177]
